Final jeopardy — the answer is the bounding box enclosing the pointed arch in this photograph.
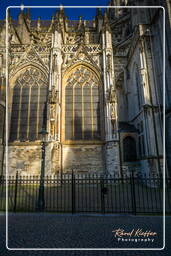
[10,66,48,142]
[62,63,102,142]
[9,62,48,84]
[62,62,101,83]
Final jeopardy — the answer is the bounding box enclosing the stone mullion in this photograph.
[82,85,84,140]
[26,85,32,140]
[36,85,40,139]
[72,84,75,139]
[82,80,88,140]
[17,84,23,140]
[91,85,94,139]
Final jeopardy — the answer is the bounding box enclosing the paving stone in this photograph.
[0,214,170,256]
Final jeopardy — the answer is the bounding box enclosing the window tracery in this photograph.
[10,67,48,142]
[65,66,101,140]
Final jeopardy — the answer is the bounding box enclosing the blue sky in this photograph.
[0,0,109,20]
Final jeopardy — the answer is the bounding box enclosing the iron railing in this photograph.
[0,172,170,214]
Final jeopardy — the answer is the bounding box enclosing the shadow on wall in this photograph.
[63,113,102,174]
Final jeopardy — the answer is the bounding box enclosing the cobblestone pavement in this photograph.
[0,213,171,256]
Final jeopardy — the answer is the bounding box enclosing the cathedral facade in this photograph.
[0,0,170,177]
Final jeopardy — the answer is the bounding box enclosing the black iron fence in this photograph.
[0,172,171,214]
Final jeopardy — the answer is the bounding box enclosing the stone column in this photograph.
[102,26,120,175]
[45,29,63,175]
[139,25,163,176]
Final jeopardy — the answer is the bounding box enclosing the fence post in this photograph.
[71,169,75,214]
[13,171,18,212]
[130,169,136,215]
[100,175,105,214]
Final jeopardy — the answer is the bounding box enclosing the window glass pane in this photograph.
[10,86,21,141]
[29,86,38,141]
[38,87,47,140]
[83,86,92,139]
[10,68,47,142]
[74,85,82,140]
[92,86,100,139]
[65,86,73,140]
[65,66,101,141]
[20,87,29,141]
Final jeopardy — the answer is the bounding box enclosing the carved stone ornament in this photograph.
[50,104,56,137]
[62,44,101,72]
[9,45,49,77]
[50,103,56,119]
[111,104,116,131]
[48,86,58,138]
[108,86,117,130]
[115,71,124,88]
[106,54,112,72]
[109,86,117,103]
[48,86,58,104]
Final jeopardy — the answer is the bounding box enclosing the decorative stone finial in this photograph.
[96,8,103,18]
[20,3,24,11]
[37,17,41,31]
[26,8,31,19]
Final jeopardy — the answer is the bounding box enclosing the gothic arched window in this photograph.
[123,136,137,162]
[65,65,101,140]
[10,68,48,142]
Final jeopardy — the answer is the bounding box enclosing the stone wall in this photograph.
[105,141,120,175]
[7,145,42,176]
[62,144,104,173]
[45,142,60,175]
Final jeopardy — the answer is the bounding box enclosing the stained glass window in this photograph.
[65,66,101,140]
[10,68,47,141]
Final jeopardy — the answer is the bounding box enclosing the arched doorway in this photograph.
[123,136,137,162]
